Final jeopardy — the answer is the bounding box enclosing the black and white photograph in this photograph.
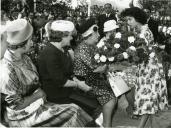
[1,0,171,127]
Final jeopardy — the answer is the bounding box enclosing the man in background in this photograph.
[98,3,117,38]
[143,7,161,43]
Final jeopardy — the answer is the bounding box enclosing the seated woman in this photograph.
[0,15,8,126]
[38,20,92,104]
[74,18,117,127]
[98,20,137,119]
[0,19,92,127]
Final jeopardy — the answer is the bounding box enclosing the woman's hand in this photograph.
[77,81,92,92]
[93,64,108,73]
[33,88,47,101]
[15,88,46,110]
[73,77,92,92]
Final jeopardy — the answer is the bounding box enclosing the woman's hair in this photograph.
[121,7,148,25]
[79,18,96,35]
[48,22,70,42]
[49,29,70,42]
[7,40,28,50]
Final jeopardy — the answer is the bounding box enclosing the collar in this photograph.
[4,49,22,62]
[106,13,110,17]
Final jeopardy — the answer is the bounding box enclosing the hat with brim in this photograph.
[6,19,33,45]
[103,20,119,32]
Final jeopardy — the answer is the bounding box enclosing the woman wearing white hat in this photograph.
[0,19,92,127]
[97,20,119,49]
[38,20,92,104]
[74,18,117,127]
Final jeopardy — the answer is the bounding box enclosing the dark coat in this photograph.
[38,43,74,103]
[147,18,159,43]
[97,13,117,38]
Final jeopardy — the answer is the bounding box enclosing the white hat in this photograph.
[0,25,7,35]
[44,22,51,37]
[6,19,33,45]
[103,20,119,32]
[51,20,75,32]
[82,24,98,38]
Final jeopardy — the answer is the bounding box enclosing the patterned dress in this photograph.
[134,24,168,115]
[0,50,92,127]
[74,42,116,106]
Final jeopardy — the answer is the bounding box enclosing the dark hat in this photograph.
[79,18,98,37]
[79,18,96,34]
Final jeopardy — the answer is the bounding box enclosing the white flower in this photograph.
[94,54,100,60]
[122,52,129,59]
[108,57,115,62]
[100,55,107,62]
[97,40,105,48]
[104,46,108,50]
[149,52,155,58]
[115,32,122,39]
[128,36,135,43]
[114,43,120,49]
[129,46,136,51]
[139,33,144,39]
[167,29,170,34]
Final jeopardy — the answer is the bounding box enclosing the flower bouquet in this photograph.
[94,32,130,65]
[94,30,158,71]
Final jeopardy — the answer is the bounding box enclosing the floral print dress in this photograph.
[0,50,92,127]
[74,42,116,106]
[134,25,168,115]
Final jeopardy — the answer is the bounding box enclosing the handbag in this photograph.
[108,72,130,97]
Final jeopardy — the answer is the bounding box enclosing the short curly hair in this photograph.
[121,7,148,25]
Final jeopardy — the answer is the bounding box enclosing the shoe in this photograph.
[95,113,103,128]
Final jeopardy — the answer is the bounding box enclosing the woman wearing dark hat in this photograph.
[74,18,117,127]
[121,7,168,128]
[0,19,92,127]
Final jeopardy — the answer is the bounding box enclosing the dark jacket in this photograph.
[38,43,74,103]
[147,18,159,43]
[98,13,117,38]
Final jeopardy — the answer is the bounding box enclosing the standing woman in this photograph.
[74,19,117,127]
[0,19,92,127]
[121,7,168,128]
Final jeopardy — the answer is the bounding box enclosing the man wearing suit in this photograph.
[98,3,117,38]
[144,7,161,43]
